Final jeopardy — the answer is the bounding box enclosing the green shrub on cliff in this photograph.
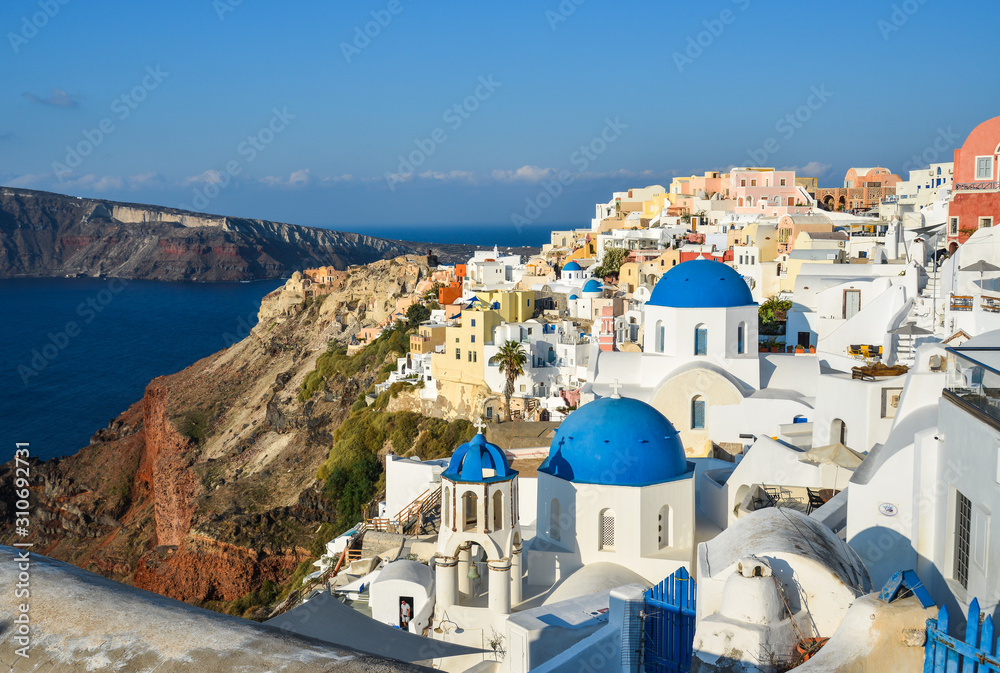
[297,326,412,402]
[315,409,475,531]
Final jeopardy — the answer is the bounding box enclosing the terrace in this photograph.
[943,347,1000,427]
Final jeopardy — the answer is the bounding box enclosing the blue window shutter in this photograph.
[695,328,708,356]
[692,399,706,429]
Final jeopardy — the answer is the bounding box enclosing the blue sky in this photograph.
[1,0,999,241]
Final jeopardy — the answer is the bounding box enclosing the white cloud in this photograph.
[490,165,557,183]
[62,174,125,191]
[418,170,475,182]
[782,161,832,177]
[182,170,225,186]
[22,89,78,108]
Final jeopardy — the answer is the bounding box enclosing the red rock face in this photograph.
[139,384,198,547]
[134,537,305,603]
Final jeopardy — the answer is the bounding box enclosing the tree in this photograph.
[593,247,629,279]
[489,340,527,421]
[759,296,792,336]
[406,303,431,328]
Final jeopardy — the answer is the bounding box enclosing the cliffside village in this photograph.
[259,116,1000,673]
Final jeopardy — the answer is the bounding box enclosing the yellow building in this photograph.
[410,323,447,355]
[471,290,536,323]
[618,249,680,293]
[431,308,504,388]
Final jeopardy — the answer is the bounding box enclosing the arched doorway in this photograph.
[831,418,847,446]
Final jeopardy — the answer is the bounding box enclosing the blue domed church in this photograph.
[584,257,811,457]
[527,393,697,586]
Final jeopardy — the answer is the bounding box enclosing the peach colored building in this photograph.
[669,171,730,214]
[816,167,901,212]
[775,213,835,254]
[730,168,814,216]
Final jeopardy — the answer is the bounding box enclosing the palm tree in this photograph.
[489,340,527,422]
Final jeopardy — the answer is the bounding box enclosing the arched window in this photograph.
[694,325,708,356]
[746,196,753,207]
[443,486,450,528]
[658,505,672,548]
[549,498,561,542]
[832,418,847,446]
[737,322,746,355]
[462,492,478,532]
[599,508,616,550]
[655,320,665,353]
[692,396,706,430]
[493,491,504,530]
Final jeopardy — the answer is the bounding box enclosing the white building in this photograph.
[369,560,435,634]
[527,395,698,586]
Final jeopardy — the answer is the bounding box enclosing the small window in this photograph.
[955,490,972,589]
[599,509,616,550]
[950,217,959,235]
[976,156,993,180]
[980,217,993,229]
[471,335,476,343]
[550,498,561,541]
[695,325,708,355]
[737,323,746,355]
[751,179,757,187]
[692,396,706,429]
[471,318,477,327]
[658,505,671,548]
[780,178,787,186]
[455,349,461,360]
[740,179,746,187]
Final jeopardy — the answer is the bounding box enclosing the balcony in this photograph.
[955,181,1000,192]
[944,347,1000,427]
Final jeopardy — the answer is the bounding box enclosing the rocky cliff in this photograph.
[0,255,436,613]
[0,186,415,281]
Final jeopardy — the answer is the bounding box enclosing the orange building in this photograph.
[948,116,1000,249]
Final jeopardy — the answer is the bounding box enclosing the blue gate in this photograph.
[925,598,1000,673]
[644,566,697,673]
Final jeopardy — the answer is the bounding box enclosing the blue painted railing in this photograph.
[925,598,1000,673]
[644,566,697,673]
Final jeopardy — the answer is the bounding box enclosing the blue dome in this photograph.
[583,279,602,293]
[648,258,754,308]
[540,397,689,487]
[569,294,579,300]
[443,434,517,483]
[562,261,581,271]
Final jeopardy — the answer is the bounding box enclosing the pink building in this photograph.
[598,305,615,352]
[730,168,815,216]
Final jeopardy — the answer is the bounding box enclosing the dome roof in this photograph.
[443,433,517,483]
[568,294,579,300]
[562,261,582,271]
[583,279,602,293]
[648,257,754,308]
[540,397,688,487]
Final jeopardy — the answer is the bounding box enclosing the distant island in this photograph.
[0,187,416,282]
